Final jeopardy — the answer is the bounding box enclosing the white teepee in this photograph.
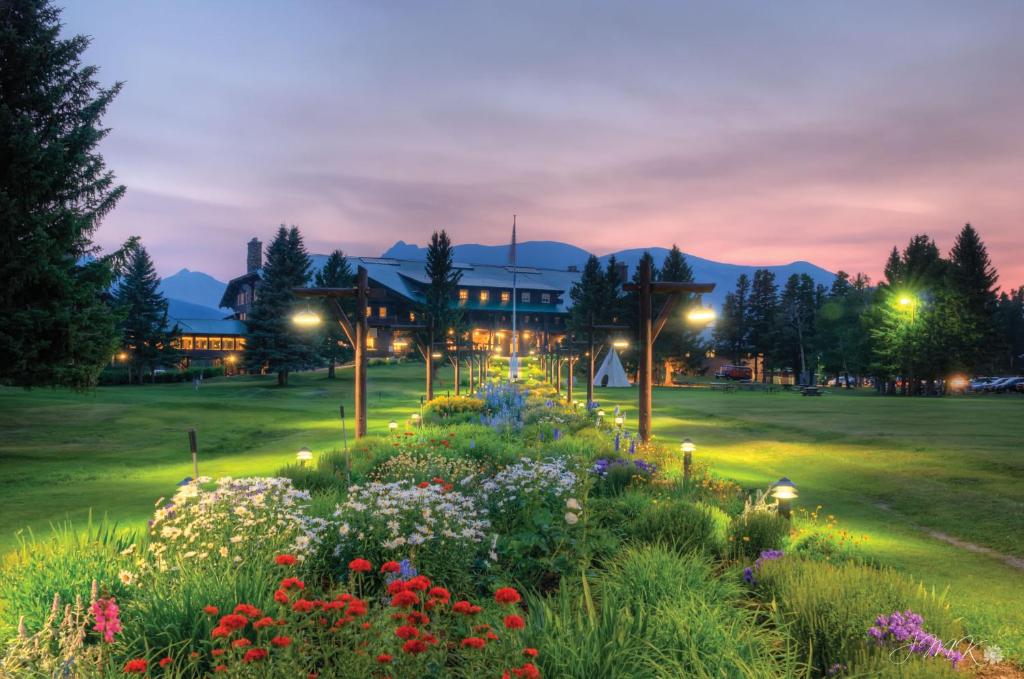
[593,348,631,388]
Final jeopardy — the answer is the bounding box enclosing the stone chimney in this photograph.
[247,237,262,273]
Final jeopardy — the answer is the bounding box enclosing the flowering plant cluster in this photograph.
[333,480,491,584]
[868,610,963,667]
[742,549,784,586]
[136,556,542,678]
[591,457,657,477]
[476,383,528,429]
[146,477,329,572]
[481,457,577,527]
[370,447,480,485]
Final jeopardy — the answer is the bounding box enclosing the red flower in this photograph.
[381,561,402,573]
[407,611,430,626]
[402,639,428,654]
[406,575,431,591]
[504,614,526,630]
[214,664,227,673]
[395,625,419,639]
[275,554,297,566]
[417,481,430,488]
[390,590,419,608]
[218,613,249,630]
[452,600,482,615]
[231,638,252,648]
[347,599,368,616]
[523,648,539,657]
[387,580,409,595]
[242,648,268,663]
[292,599,316,613]
[495,587,522,604]
[203,605,219,616]
[281,577,305,590]
[428,587,451,603]
[124,659,147,673]
[487,630,499,640]
[376,654,393,664]
[233,603,261,618]
[211,626,230,639]
[211,649,226,657]
[348,558,372,572]
[461,636,486,649]
[159,657,173,668]
[271,635,292,648]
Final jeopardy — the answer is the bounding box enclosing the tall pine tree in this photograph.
[948,223,999,372]
[714,274,751,364]
[417,230,461,400]
[244,226,316,386]
[657,245,702,382]
[314,250,353,379]
[113,244,178,383]
[1,0,133,388]
[569,254,609,402]
[747,269,779,383]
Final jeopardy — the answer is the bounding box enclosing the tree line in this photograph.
[711,224,1024,393]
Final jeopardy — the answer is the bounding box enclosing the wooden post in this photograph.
[425,337,434,402]
[555,357,562,394]
[566,354,574,404]
[355,266,368,438]
[454,348,461,396]
[638,257,653,442]
[187,428,198,479]
[586,334,595,406]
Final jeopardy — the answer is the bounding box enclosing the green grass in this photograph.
[1,366,1023,658]
[594,384,1024,659]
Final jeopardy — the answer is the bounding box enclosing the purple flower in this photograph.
[742,567,755,584]
[868,610,961,667]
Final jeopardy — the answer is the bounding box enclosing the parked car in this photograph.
[968,377,995,393]
[993,376,1024,393]
[714,364,753,381]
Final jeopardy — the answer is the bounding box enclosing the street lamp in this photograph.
[292,305,322,327]
[771,477,798,519]
[296,446,313,466]
[686,306,716,324]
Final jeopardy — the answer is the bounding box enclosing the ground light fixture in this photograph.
[296,446,313,466]
[292,305,322,327]
[614,414,624,428]
[596,409,605,423]
[771,477,798,519]
[681,438,695,480]
[388,420,398,433]
[411,412,421,426]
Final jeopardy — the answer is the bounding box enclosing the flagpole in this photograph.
[510,215,518,382]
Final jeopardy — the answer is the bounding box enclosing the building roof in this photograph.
[173,319,248,335]
[219,270,260,308]
[355,257,581,313]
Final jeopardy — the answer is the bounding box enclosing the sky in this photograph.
[61,1,1024,287]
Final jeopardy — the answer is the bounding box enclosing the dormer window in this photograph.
[521,291,531,303]
[479,290,489,303]
[500,291,510,303]
[459,289,468,301]
[541,293,551,304]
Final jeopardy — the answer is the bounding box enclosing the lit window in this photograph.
[235,337,246,349]
[210,337,222,351]
[480,290,489,303]
[459,289,468,301]
[195,337,209,350]
[522,291,531,303]
[500,291,510,303]
[541,293,551,304]
[409,311,416,322]
[223,337,235,350]
[367,336,377,350]
[181,337,194,350]
[379,306,388,318]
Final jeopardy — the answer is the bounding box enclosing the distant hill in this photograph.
[167,298,227,321]
[160,269,229,311]
[379,240,835,308]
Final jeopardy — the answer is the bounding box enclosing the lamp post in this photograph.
[296,446,313,467]
[624,259,715,442]
[681,438,695,481]
[771,477,798,519]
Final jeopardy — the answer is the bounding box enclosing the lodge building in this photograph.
[220,238,591,358]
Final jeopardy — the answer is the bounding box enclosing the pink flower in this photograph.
[91,597,122,643]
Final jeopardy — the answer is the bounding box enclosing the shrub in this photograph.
[729,510,790,560]
[752,556,963,676]
[278,451,351,493]
[423,395,485,423]
[625,497,726,556]
[331,481,491,592]
[481,458,577,533]
[370,449,481,485]
[591,457,656,496]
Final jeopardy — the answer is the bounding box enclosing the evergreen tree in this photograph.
[418,230,461,399]
[569,255,608,401]
[314,250,353,379]
[602,255,627,324]
[657,245,702,381]
[817,272,871,386]
[0,0,132,388]
[779,273,819,384]
[747,269,778,382]
[994,287,1024,373]
[714,274,751,363]
[948,223,999,371]
[243,226,316,386]
[113,244,178,383]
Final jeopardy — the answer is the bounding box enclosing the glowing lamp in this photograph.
[117,352,128,361]
[597,409,605,419]
[296,447,313,464]
[898,295,914,307]
[686,307,716,324]
[612,339,629,349]
[681,438,695,455]
[948,375,968,391]
[292,307,322,327]
[411,412,421,425]
[770,477,798,500]
[614,415,624,428]
[431,351,442,359]
[388,420,398,433]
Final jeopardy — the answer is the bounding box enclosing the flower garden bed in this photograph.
[0,367,998,677]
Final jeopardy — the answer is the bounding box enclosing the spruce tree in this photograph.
[714,274,751,364]
[314,250,353,379]
[418,230,461,399]
[113,244,178,383]
[569,255,608,401]
[779,274,819,384]
[244,226,316,386]
[747,269,779,382]
[657,245,702,381]
[948,223,999,371]
[1,0,131,388]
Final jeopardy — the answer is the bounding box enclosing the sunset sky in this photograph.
[62,1,1024,288]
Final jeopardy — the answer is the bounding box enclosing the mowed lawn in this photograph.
[1,364,1023,657]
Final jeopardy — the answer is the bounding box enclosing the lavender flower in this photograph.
[868,610,963,667]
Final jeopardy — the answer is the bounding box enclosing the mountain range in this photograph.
[161,242,836,318]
